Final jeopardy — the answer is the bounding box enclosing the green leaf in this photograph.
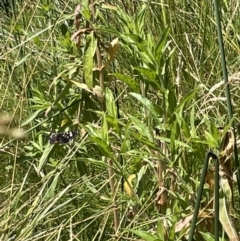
[14,53,31,67]
[134,67,160,89]
[135,4,148,36]
[129,93,157,117]
[37,145,55,173]
[170,121,177,158]
[155,27,170,63]
[53,81,73,106]
[128,229,157,241]
[106,115,119,133]
[120,34,155,65]
[78,158,109,169]
[21,110,43,127]
[204,130,218,148]
[101,113,108,143]
[70,81,93,93]
[101,4,118,11]
[43,173,60,200]
[199,232,215,241]
[120,33,144,44]
[105,88,117,118]
[169,88,198,125]
[82,175,99,194]
[130,132,156,148]
[81,1,91,21]
[84,32,97,88]
[109,73,141,93]
[115,6,133,32]
[95,26,120,36]
[90,136,113,158]
[155,136,190,148]
[121,120,132,153]
[209,120,220,144]
[180,119,190,138]
[156,219,165,240]
[175,88,198,113]
[130,115,153,142]
[168,87,177,114]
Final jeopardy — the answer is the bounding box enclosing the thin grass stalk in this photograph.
[188,152,210,241]
[213,0,240,196]
[214,155,219,241]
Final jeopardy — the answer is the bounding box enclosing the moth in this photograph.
[49,131,78,144]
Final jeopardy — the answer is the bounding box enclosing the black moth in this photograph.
[49,131,78,144]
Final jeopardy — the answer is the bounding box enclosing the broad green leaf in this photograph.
[53,81,73,106]
[199,232,215,241]
[135,4,148,36]
[180,119,190,139]
[208,121,220,145]
[84,32,97,88]
[105,88,117,118]
[170,121,177,158]
[90,136,113,158]
[81,1,91,21]
[152,103,164,116]
[175,88,198,114]
[120,34,155,65]
[106,115,119,133]
[121,120,132,153]
[41,3,50,11]
[33,36,40,45]
[169,88,198,125]
[130,132,156,148]
[120,33,144,45]
[157,219,165,240]
[116,6,132,32]
[137,49,155,66]
[168,87,177,114]
[128,229,156,241]
[101,4,118,11]
[129,115,153,142]
[37,145,55,173]
[134,67,160,89]
[95,26,120,36]
[155,27,170,63]
[70,81,93,93]
[190,139,206,160]
[129,92,157,116]
[155,136,190,148]
[101,113,108,143]
[109,73,141,93]
[204,130,218,148]
[31,141,42,152]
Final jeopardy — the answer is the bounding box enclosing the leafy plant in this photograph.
[0,1,240,241]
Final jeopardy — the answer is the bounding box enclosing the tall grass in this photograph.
[0,0,240,240]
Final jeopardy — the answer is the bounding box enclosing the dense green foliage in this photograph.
[0,0,240,240]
